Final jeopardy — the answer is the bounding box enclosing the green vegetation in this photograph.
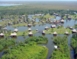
[45,27,71,34]
[1,42,48,59]
[25,36,48,44]
[43,13,54,19]
[0,2,76,19]
[0,38,15,51]
[1,36,48,59]
[74,24,77,28]
[71,34,77,59]
[17,30,36,36]
[51,36,70,59]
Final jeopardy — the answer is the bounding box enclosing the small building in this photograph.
[28,32,33,36]
[27,24,32,27]
[65,31,69,35]
[50,21,53,24]
[51,25,56,28]
[10,32,17,37]
[3,27,7,30]
[54,45,58,49]
[53,31,57,36]
[36,29,38,31]
[72,29,77,33]
[45,26,49,30]
[68,16,71,20]
[8,22,12,25]
[14,28,18,32]
[28,28,32,31]
[69,27,73,30]
[42,30,45,35]
[60,19,64,23]
[0,33,4,37]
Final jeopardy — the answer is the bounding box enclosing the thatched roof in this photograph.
[3,27,7,30]
[72,29,77,32]
[53,31,57,34]
[60,19,64,22]
[45,26,48,29]
[43,30,45,33]
[28,28,31,31]
[28,32,33,35]
[0,33,4,36]
[51,25,56,28]
[11,32,17,36]
[65,31,69,34]
[54,45,58,49]
[14,28,18,32]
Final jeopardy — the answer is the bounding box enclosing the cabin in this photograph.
[8,22,12,25]
[69,27,73,30]
[65,31,69,35]
[14,28,18,32]
[28,32,33,36]
[3,27,7,30]
[42,30,45,35]
[53,31,57,36]
[72,29,77,33]
[36,29,38,31]
[28,28,32,31]
[51,25,56,28]
[68,16,71,20]
[0,33,4,37]
[27,24,32,27]
[45,26,49,30]
[50,21,53,24]
[54,45,58,49]
[60,19,64,23]
[10,32,17,37]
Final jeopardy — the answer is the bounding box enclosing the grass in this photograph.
[70,14,77,20]
[51,36,70,59]
[12,22,27,27]
[1,43,48,59]
[25,36,48,44]
[71,34,77,59]
[17,30,36,36]
[45,27,71,34]
[0,39,15,51]
[44,13,54,19]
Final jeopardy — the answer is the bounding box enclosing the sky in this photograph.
[0,0,77,1]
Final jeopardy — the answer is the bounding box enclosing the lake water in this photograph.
[0,15,76,59]
[0,4,22,6]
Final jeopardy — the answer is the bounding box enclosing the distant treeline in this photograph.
[0,5,77,17]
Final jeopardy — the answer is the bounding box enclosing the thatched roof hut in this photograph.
[51,25,56,28]
[27,24,32,27]
[3,27,7,30]
[28,31,33,36]
[69,27,73,30]
[14,28,18,32]
[10,32,17,37]
[36,29,38,31]
[72,29,77,33]
[45,26,49,30]
[42,30,45,35]
[0,33,4,37]
[60,19,64,23]
[54,45,58,49]
[28,28,32,31]
[65,31,69,35]
[53,31,57,36]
